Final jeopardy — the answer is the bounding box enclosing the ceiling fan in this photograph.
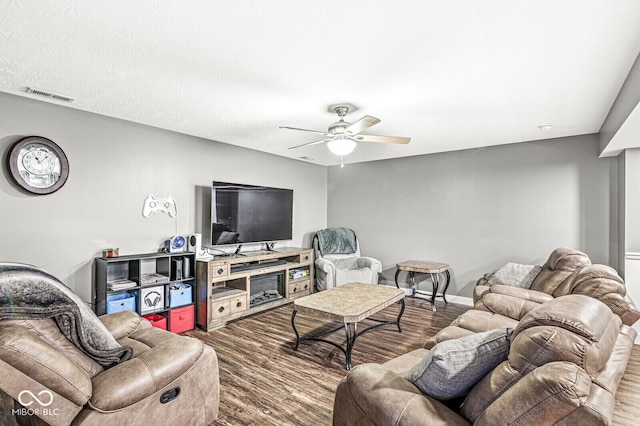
[280,105,411,161]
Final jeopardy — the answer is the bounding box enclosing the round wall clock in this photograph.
[8,136,70,195]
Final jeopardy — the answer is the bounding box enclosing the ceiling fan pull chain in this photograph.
[340,156,345,168]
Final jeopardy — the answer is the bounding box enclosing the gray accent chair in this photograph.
[314,228,382,291]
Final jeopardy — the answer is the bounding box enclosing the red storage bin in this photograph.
[143,313,167,330]
[169,305,194,333]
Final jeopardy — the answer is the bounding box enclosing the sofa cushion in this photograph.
[463,361,593,424]
[486,263,541,289]
[331,257,359,270]
[462,295,623,424]
[335,267,373,285]
[334,364,471,426]
[513,294,621,375]
[529,247,591,294]
[405,328,513,400]
[553,264,640,326]
[382,348,429,375]
[425,309,519,349]
[554,264,624,298]
[91,328,205,411]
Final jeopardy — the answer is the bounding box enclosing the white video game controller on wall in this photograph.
[142,195,178,218]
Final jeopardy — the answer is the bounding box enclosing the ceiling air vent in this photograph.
[25,87,75,103]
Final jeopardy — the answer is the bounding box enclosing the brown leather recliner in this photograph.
[0,310,219,425]
[474,247,640,326]
[332,295,637,425]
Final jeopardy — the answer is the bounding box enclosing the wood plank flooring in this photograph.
[185,297,640,426]
[615,336,640,426]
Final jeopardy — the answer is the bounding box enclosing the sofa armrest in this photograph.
[98,310,150,340]
[90,333,204,411]
[473,285,552,321]
[333,363,470,426]
[315,257,336,275]
[0,325,91,406]
[473,285,491,304]
[481,284,553,304]
[474,292,543,321]
[357,257,382,283]
[476,272,495,287]
[315,258,336,290]
[356,256,382,271]
[620,302,640,326]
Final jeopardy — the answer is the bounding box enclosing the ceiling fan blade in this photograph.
[288,138,330,150]
[345,115,381,135]
[355,134,411,144]
[279,126,329,136]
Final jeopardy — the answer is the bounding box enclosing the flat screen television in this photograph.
[209,181,293,246]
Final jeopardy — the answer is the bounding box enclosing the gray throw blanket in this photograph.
[0,262,132,368]
[316,227,358,255]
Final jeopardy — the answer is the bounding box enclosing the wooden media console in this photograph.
[195,247,314,330]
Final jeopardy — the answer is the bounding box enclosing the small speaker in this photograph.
[173,258,183,280]
[183,256,191,278]
[187,233,201,253]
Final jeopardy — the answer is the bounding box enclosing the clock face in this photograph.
[8,136,69,195]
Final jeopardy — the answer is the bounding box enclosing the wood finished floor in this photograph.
[186,297,640,426]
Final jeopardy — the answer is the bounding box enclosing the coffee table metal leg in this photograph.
[344,322,358,370]
[291,309,300,350]
[292,297,405,370]
[292,309,350,367]
[396,298,405,332]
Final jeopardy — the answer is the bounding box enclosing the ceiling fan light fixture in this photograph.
[283,104,410,156]
[327,139,356,156]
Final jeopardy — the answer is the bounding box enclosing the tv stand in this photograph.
[231,259,287,273]
[195,247,313,331]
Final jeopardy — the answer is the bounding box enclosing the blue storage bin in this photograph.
[106,292,136,314]
[169,284,192,308]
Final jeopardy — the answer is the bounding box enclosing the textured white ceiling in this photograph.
[1,0,640,166]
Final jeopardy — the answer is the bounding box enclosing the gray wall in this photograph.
[0,92,327,304]
[327,134,617,298]
[0,91,621,303]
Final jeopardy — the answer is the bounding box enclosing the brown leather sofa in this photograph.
[0,310,220,425]
[333,294,637,425]
[473,247,640,326]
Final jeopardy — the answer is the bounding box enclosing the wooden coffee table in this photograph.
[291,282,405,370]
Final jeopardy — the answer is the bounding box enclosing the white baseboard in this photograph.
[400,287,413,296]
[378,283,473,306]
[444,295,473,306]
